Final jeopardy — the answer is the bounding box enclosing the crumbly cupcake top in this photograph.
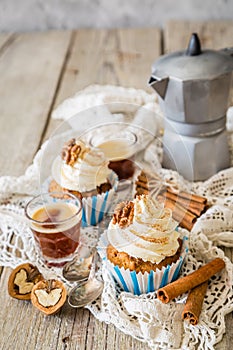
[58,138,112,192]
[107,195,180,264]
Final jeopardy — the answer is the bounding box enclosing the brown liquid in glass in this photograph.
[31,203,81,261]
[108,159,135,180]
[95,139,135,180]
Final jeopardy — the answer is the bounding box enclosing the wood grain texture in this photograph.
[44,27,161,142]
[0,30,71,176]
[53,27,161,110]
[0,33,14,54]
[164,20,233,52]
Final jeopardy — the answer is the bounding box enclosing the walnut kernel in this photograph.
[8,263,43,300]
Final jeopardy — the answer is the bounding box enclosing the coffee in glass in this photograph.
[25,192,82,267]
[89,125,137,181]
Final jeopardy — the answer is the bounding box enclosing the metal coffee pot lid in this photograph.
[152,33,233,81]
[149,33,233,123]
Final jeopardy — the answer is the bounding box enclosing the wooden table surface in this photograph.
[0,21,233,350]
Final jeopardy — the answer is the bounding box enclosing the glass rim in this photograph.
[25,191,82,225]
[88,123,138,147]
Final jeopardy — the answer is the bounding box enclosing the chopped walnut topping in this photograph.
[61,138,82,165]
[112,201,134,228]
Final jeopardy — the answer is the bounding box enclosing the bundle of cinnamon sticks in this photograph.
[157,257,225,325]
[135,171,208,231]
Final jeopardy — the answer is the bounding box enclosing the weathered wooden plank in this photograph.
[0,33,14,53]
[0,268,92,350]
[164,20,233,52]
[0,29,76,350]
[43,27,161,144]
[0,30,72,176]
[114,327,148,350]
[52,27,161,112]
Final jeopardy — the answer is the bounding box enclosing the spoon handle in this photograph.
[89,248,97,280]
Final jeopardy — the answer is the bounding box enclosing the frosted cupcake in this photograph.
[98,195,187,295]
[50,138,118,226]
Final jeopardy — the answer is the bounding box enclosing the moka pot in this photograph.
[149,33,233,181]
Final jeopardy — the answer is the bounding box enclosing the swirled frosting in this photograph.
[107,195,180,264]
[55,140,112,192]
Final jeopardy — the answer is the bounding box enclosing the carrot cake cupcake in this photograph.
[50,138,118,226]
[98,195,187,294]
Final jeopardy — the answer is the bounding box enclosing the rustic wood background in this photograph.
[0,21,233,349]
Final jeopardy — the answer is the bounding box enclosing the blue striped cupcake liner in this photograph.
[81,171,118,226]
[97,231,188,295]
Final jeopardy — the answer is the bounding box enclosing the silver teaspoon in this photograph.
[62,252,94,282]
[68,251,104,308]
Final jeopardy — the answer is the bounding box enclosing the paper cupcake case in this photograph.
[98,231,188,295]
[81,171,118,226]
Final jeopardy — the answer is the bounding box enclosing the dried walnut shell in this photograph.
[31,279,67,315]
[8,263,44,300]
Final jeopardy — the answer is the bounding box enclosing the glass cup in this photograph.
[25,192,82,267]
[89,124,137,183]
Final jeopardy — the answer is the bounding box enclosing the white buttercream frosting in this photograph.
[107,195,180,264]
[53,140,112,192]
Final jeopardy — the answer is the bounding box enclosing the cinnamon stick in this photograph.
[157,258,225,304]
[135,180,149,191]
[182,281,208,325]
[186,201,207,217]
[162,190,207,216]
[167,188,207,205]
[135,171,207,231]
[136,187,149,196]
[158,195,197,231]
[137,172,149,183]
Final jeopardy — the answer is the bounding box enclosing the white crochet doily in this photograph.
[1,85,233,350]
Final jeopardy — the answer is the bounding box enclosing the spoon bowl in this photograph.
[67,249,104,308]
[62,253,93,282]
[68,277,104,308]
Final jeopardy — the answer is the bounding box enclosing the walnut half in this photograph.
[112,201,134,228]
[61,138,82,166]
[31,279,67,315]
[8,263,44,300]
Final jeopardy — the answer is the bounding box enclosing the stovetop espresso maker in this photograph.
[149,33,233,181]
